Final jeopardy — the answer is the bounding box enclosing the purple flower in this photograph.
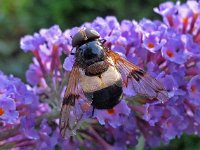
[154,1,177,17]
[161,38,187,64]
[142,103,164,126]
[60,138,80,150]
[139,19,159,32]
[194,108,200,124]
[20,25,67,85]
[158,104,187,141]
[187,75,200,99]
[40,119,52,134]
[20,33,45,52]
[155,1,200,44]
[137,119,161,147]
[182,34,200,56]
[109,114,139,147]
[142,33,166,53]
[0,72,38,126]
[35,123,58,150]
[153,1,177,26]
[37,133,58,150]
[2,1,198,149]
[186,1,200,14]
[87,17,109,38]
[120,20,142,48]
[161,115,185,141]
[58,9,200,148]
[0,97,18,124]
[146,61,162,77]
[123,81,136,97]
[39,25,65,51]
[63,55,75,71]
[21,115,39,140]
[26,64,43,86]
[104,16,121,42]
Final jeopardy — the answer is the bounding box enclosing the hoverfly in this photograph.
[59,28,168,137]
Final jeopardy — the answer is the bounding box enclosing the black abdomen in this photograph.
[85,81,123,109]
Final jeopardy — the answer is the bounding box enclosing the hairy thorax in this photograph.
[85,60,109,76]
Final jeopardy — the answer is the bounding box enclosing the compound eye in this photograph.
[85,28,100,39]
[72,28,100,47]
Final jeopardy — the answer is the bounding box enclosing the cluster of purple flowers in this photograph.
[1,0,200,149]
[0,71,39,148]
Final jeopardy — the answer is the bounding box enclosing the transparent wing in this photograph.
[106,49,168,102]
[59,63,81,137]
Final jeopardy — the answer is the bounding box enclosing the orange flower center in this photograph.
[0,107,5,116]
[166,51,174,58]
[107,108,115,115]
[183,17,188,25]
[194,13,199,20]
[147,43,155,48]
[191,85,196,93]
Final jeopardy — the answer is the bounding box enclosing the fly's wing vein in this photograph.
[59,63,81,137]
[106,49,168,102]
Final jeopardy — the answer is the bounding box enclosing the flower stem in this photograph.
[88,127,111,150]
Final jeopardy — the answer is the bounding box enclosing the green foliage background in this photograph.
[0,0,199,149]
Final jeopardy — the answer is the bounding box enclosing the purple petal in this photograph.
[63,55,75,71]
